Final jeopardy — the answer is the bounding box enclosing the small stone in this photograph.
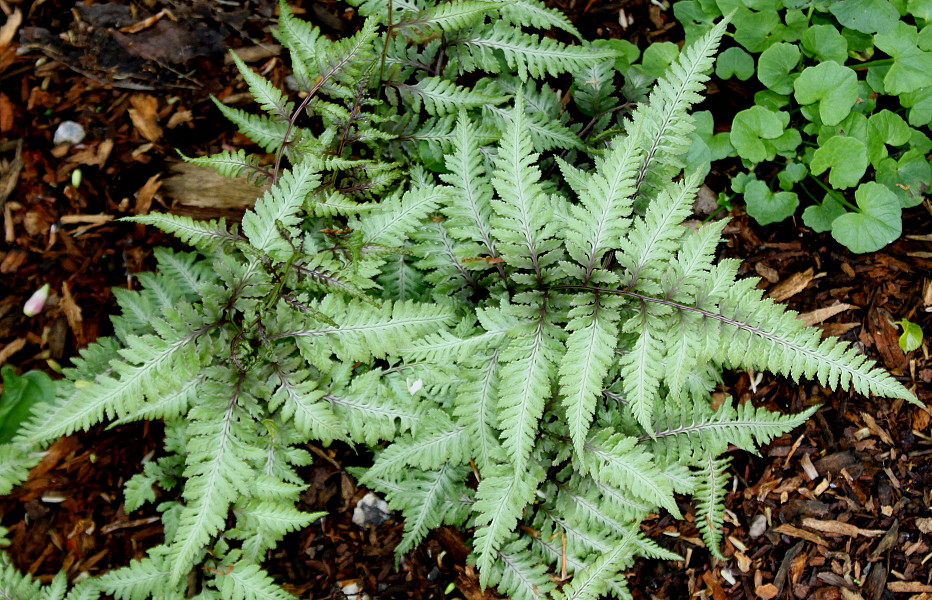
[352,492,391,527]
[340,580,370,600]
[749,513,767,539]
[53,121,86,145]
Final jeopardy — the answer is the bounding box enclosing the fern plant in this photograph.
[0,1,917,599]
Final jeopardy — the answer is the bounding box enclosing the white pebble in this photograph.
[749,513,768,539]
[53,120,86,145]
[352,492,392,528]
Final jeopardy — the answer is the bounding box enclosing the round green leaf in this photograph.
[876,150,932,207]
[875,23,932,95]
[754,90,791,111]
[794,62,859,126]
[778,161,808,190]
[828,0,899,34]
[733,8,785,52]
[801,25,849,64]
[802,192,848,232]
[730,105,789,163]
[830,182,902,252]
[896,319,923,353]
[758,42,801,95]
[639,42,680,80]
[810,135,869,188]
[594,39,640,72]
[716,47,755,80]
[744,179,799,225]
[900,87,932,126]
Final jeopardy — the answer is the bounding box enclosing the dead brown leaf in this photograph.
[799,303,854,327]
[801,518,885,538]
[0,337,26,366]
[0,8,22,49]
[60,282,85,347]
[769,268,816,301]
[128,95,163,143]
[134,174,162,215]
[0,92,13,133]
[774,523,829,546]
[756,583,779,600]
[887,582,932,593]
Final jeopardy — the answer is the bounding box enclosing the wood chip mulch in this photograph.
[1,1,930,599]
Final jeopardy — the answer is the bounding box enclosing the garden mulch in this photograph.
[0,1,930,599]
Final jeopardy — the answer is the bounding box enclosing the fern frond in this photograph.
[212,561,295,600]
[633,17,729,194]
[278,296,457,362]
[393,77,507,116]
[233,501,322,562]
[616,174,699,294]
[326,371,425,445]
[450,22,617,80]
[362,409,468,480]
[485,104,582,151]
[617,302,668,432]
[356,184,450,247]
[211,98,293,153]
[693,454,730,559]
[229,52,294,120]
[496,318,561,471]
[242,161,319,258]
[95,556,174,600]
[494,0,581,38]
[559,295,620,455]
[167,384,255,584]
[490,93,562,279]
[580,429,679,516]
[17,326,210,444]
[472,461,546,588]
[382,464,470,556]
[271,369,345,445]
[482,536,556,600]
[0,443,42,495]
[125,214,239,252]
[453,352,504,473]
[649,401,819,464]
[560,119,642,277]
[180,150,269,185]
[713,281,916,402]
[556,531,638,600]
[396,1,501,39]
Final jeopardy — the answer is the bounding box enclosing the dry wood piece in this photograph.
[801,518,885,538]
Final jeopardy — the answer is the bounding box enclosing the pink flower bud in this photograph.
[23,283,50,317]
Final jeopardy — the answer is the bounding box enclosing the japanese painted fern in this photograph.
[0,2,917,600]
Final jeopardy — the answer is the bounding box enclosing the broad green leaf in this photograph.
[900,86,932,126]
[793,62,858,126]
[830,182,902,252]
[715,47,755,80]
[866,110,911,166]
[757,42,801,95]
[801,25,848,64]
[777,161,808,191]
[911,0,932,20]
[896,319,923,353]
[0,366,56,444]
[810,135,869,188]
[876,150,932,207]
[828,0,899,34]
[875,23,932,95]
[802,192,848,232]
[754,89,790,111]
[594,39,640,72]
[743,179,798,225]
[730,105,790,163]
[732,8,785,52]
[638,42,680,80]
